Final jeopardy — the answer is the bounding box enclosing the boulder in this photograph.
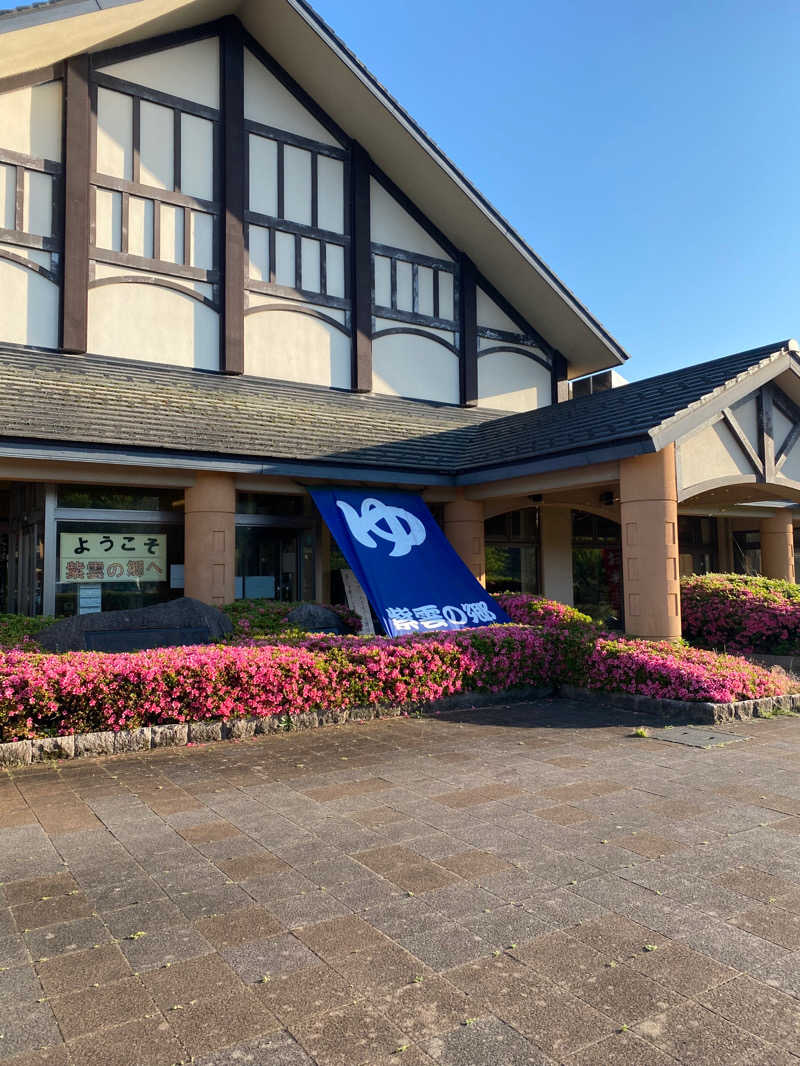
[286,603,346,635]
[36,597,232,653]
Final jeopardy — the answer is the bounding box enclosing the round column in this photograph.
[760,514,796,582]
[184,472,236,606]
[443,497,485,585]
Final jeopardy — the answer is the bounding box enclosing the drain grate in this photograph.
[641,726,750,748]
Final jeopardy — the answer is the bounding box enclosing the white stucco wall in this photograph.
[477,286,520,333]
[372,326,459,404]
[88,273,219,370]
[244,48,340,147]
[677,421,755,493]
[244,298,351,388]
[370,178,451,260]
[0,255,59,348]
[0,79,62,161]
[477,350,551,412]
[98,38,220,110]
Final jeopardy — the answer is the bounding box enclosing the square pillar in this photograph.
[184,472,236,606]
[760,514,795,582]
[619,444,681,641]
[540,506,573,605]
[444,497,485,585]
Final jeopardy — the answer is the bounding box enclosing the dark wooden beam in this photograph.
[350,141,372,393]
[551,350,568,404]
[62,54,91,354]
[460,255,478,406]
[759,387,776,481]
[221,19,245,375]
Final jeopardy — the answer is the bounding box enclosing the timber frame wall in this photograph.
[0,15,568,407]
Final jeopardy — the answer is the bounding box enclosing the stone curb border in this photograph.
[3,683,797,769]
[0,685,554,769]
[559,685,800,725]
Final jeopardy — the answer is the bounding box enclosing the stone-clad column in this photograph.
[444,497,485,585]
[184,473,236,606]
[760,514,796,582]
[540,506,574,605]
[619,445,681,641]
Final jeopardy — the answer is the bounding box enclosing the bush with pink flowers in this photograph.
[681,573,800,654]
[0,592,792,743]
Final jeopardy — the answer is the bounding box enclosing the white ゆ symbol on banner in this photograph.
[337,498,427,558]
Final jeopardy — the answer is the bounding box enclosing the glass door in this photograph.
[236,527,301,601]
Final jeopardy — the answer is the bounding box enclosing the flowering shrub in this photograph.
[586,638,789,703]
[222,598,362,639]
[1,604,792,742]
[681,574,800,654]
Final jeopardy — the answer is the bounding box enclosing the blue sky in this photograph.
[3,0,799,380]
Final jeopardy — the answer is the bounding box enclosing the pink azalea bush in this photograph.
[681,573,800,654]
[586,638,788,704]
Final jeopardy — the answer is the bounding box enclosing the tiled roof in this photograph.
[0,341,793,481]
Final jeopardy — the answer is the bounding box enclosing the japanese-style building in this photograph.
[1,0,799,639]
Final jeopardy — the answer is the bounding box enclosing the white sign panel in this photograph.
[59,532,167,583]
[78,584,102,615]
[340,568,375,635]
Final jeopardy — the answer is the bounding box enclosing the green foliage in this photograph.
[221,598,362,639]
[0,614,54,649]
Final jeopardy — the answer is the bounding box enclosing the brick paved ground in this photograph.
[2,699,800,1065]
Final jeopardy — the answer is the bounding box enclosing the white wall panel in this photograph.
[325,243,345,299]
[438,270,454,320]
[98,38,220,110]
[370,178,451,259]
[88,280,219,369]
[96,87,132,180]
[180,114,214,200]
[274,230,295,287]
[678,422,755,492]
[477,286,521,333]
[244,302,350,388]
[283,145,312,225]
[244,49,341,147]
[374,254,391,307]
[0,164,15,229]
[23,170,53,237]
[249,134,278,217]
[316,155,344,233]
[477,351,551,412]
[160,202,184,264]
[128,196,154,258]
[139,100,173,190]
[729,395,759,453]
[301,237,320,293]
[0,258,59,347]
[395,259,412,311]
[191,212,214,270]
[0,80,62,161]
[372,332,459,404]
[247,224,269,281]
[95,187,122,251]
[418,265,434,317]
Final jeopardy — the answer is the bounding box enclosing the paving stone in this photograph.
[713,865,799,902]
[332,940,433,993]
[501,978,618,1057]
[165,987,280,1056]
[215,853,288,881]
[0,1047,69,1066]
[2,873,78,907]
[142,952,244,1009]
[382,976,471,1040]
[510,930,607,983]
[425,1015,553,1065]
[11,892,92,931]
[118,924,214,972]
[292,1000,410,1066]
[222,933,319,983]
[697,974,800,1049]
[566,962,685,1024]
[294,915,388,961]
[24,916,111,960]
[194,905,284,948]
[729,904,800,949]
[565,1030,681,1065]
[627,941,739,995]
[254,962,357,1023]
[49,975,157,1040]
[399,923,489,971]
[194,1030,316,1066]
[66,1014,184,1066]
[0,1001,62,1060]
[0,964,41,1006]
[103,898,184,938]
[36,943,130,995]
[635,1001,795,1066]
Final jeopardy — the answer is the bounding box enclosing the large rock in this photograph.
[36,597,233,653]
[286,603,346,635]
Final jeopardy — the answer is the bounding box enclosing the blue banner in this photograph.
[310,487,510,637]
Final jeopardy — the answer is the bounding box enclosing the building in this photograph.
[1,0,799,639]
